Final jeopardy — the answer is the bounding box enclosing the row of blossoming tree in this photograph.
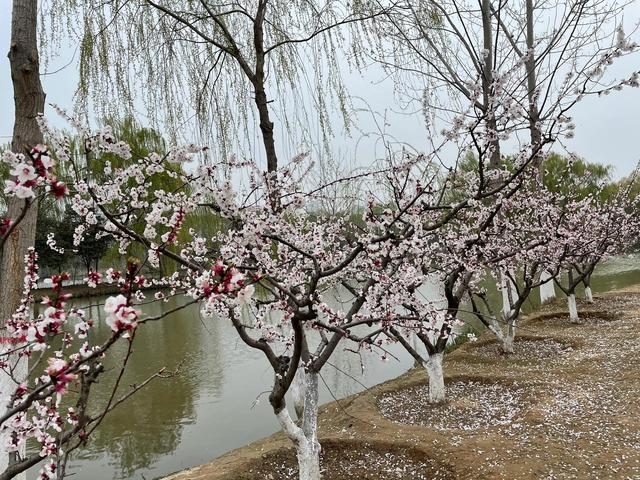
[1,106,637,479]
[2,3,640,480]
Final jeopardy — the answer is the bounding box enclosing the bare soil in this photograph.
[378,377,528,431]
[468,336,573,359]
[165,286,640,480]
[235,440,455,480]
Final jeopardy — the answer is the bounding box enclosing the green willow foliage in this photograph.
[31,117,226,275]
[42,0,384,161]
[542,152,615,204]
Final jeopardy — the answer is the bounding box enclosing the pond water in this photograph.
[26,256,640,479]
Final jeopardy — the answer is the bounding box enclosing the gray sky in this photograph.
[2,2,640,179]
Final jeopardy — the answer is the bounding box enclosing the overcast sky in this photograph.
[2,2,640,179]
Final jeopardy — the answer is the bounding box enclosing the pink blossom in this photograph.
[104,294,139,333]
[10,163,37,183]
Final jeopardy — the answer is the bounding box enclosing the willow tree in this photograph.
[45,0,389,176]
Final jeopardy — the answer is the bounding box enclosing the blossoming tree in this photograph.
[0,109,484,479]
[552,190,639,323]
[0,139,220,479]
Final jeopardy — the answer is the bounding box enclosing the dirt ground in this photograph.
[164,286,640,480]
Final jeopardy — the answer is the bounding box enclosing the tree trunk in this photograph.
[253,83,278,174]
[291,363,305,420]
[1,0,44,324]
[484,310,514,354]
[501,273,516,319]
[481,0,501,170]
[486,317,504,343]
[525,0,544,173]
[567,294,579,323]
[539,270,556,303]
[1,1,45,476]
[584,286,593,303]
[502,321,516,354]
[583,275,594,303]
[298,371,321,480]
[276,371,321,480]
[422,352,445,403]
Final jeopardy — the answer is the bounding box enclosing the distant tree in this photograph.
[64,211,113,275]
[79,116,224,275]
[34,205,71,274]
[542,153,614,203]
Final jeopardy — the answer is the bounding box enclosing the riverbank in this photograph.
[33,282,161,302]
[164,285,640,480]
[34,283,121,301]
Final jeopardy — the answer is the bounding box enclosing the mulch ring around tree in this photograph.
[531,310,617,326]
[235,439,455,480]
[377,376,527,431]
[465,336,573,359]
[592,291,640,313]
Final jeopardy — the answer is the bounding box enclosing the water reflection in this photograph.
[27,256,639,479]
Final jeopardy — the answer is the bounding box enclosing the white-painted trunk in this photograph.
[487,320,504,343]
[276,371,321,480]
[291,363,306,420]
[500,273,514,318]
[0,355,27,479]
[502,315,517,354]
[568,294,579,323]
[423,352,445,403]
[584,286,593,303]
[296,436,321,480]
[298,371,321,480]
[411,329,420,354]
[502,331,515,354]
[539,270,556,304]
[501,284,511,317]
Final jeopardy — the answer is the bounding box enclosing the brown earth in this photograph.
[164,286,640,480]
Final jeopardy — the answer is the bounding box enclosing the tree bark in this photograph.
[501,273,517,319]
[481,0,501,169]
[539,270,556,303]
[584,286,593,303]
[2,0,44,322]
[252,6,278,176]
[423,352,445,403]
[253,83,278,174]
[291,362,306,420]
[525,0,544,173]
[567,293,579,323]
[583,274,594,303]
[500,275,517,353]
[276,371,321,480]
[298,371,321,480]
[1,1,45,476]
[502,325,515,354]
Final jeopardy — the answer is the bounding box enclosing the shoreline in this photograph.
[34,283,161,302]
[162,283,640,480]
